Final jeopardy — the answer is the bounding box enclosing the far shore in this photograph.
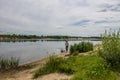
[0,38,101,42]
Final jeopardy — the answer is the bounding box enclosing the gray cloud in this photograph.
[99,2,120,12]
[71,20,90,26]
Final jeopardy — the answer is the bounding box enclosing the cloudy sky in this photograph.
[0,0,120,36]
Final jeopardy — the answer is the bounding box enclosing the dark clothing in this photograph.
[66,46,68,52]
[65,41,69,52]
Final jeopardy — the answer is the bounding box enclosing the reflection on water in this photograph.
[0,40,101,64]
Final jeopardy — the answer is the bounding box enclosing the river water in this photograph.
[0,40,101,64]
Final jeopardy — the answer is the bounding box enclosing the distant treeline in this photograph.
[0,34,40,39]
[0,34,101,40]
[42,35,80,39]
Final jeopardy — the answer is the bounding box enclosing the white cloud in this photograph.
[0,0,120,36]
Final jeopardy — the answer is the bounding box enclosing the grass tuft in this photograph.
[0,56,19,70]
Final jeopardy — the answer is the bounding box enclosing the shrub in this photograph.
[70,42,93,55]
[0,57,19,70]
[99,30,120,69]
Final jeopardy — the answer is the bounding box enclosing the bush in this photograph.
[70,42,93,55]
[0,57,19,70]
[99,30,120,69]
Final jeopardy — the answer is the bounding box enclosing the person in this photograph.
[65,40,69,53]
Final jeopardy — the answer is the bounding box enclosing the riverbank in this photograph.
[0,53,73,80]
[0,51,120,80]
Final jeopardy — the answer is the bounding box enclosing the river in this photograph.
[0,40,101,64]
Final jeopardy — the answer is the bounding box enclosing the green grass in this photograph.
[72,55,116,80]
[33,55,116,80]
[0,57,19,70]
[72,70,116,80]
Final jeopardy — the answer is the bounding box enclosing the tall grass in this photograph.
[70,42,93,55]
[0,57,19,70]
[98,30,120,71]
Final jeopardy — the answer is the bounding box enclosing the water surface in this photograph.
[0,40,101,64]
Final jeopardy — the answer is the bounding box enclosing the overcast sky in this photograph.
[0,0,120,36]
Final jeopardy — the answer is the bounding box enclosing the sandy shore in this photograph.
[0,53,72,80]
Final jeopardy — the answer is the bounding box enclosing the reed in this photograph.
[0,57,19,70]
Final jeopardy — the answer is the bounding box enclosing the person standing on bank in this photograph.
[65,40,69,53]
